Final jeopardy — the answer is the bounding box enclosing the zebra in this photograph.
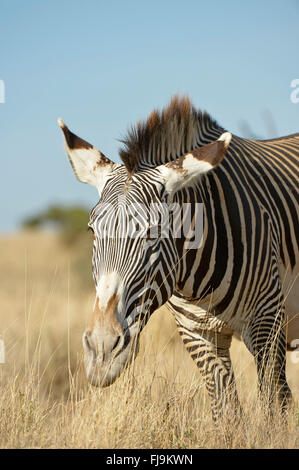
[58,96,299,420]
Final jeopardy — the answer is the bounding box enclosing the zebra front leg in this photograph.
[179,327,240,422]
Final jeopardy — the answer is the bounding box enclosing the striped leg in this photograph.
[243,306,292,411]
[179,327,240,421]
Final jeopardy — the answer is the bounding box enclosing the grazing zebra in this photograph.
[58,96,299,420]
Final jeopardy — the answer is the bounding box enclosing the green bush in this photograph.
[22,205,90,244]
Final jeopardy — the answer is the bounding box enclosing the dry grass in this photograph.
[0,231,298,448]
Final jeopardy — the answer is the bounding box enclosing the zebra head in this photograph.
[58,117,231,387]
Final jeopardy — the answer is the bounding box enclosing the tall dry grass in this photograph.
[0,232,298,448]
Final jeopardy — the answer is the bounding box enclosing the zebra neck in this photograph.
[120,108,225,173]
[148,125,224,170]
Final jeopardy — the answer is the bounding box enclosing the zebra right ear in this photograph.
[158,132,232,198]
[58,118,120,193]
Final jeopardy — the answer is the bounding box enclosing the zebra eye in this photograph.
[87,224,96,240]
[144,227,152,241]
[144,226,158,241]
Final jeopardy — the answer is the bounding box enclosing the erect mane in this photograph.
[119,95,223,174]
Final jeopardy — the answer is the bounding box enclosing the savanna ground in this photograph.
[0,231,298,448]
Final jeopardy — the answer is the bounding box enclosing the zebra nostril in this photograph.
[83,330,123,360]
[83,332,94,352]
[112,335,121,352]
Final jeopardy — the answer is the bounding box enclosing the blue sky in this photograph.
[0,0,298,232]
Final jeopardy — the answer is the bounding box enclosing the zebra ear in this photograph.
[159,132,232,197]
[58,118,118,192]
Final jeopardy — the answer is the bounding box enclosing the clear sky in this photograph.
[0,0,298,232]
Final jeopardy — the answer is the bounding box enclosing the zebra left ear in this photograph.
[159,132,232,197]
[58,118,119,194]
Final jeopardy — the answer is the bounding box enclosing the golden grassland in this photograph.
[0,231,298,448]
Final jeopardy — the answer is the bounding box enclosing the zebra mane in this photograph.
[119,95,223,174]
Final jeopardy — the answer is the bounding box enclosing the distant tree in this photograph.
[238,110,278,140]
[22,205,90,244]
[238,120,263,140]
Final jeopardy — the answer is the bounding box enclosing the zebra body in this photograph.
[169,133,298,329]
[167,133,298,418]
[58,97,299,420]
